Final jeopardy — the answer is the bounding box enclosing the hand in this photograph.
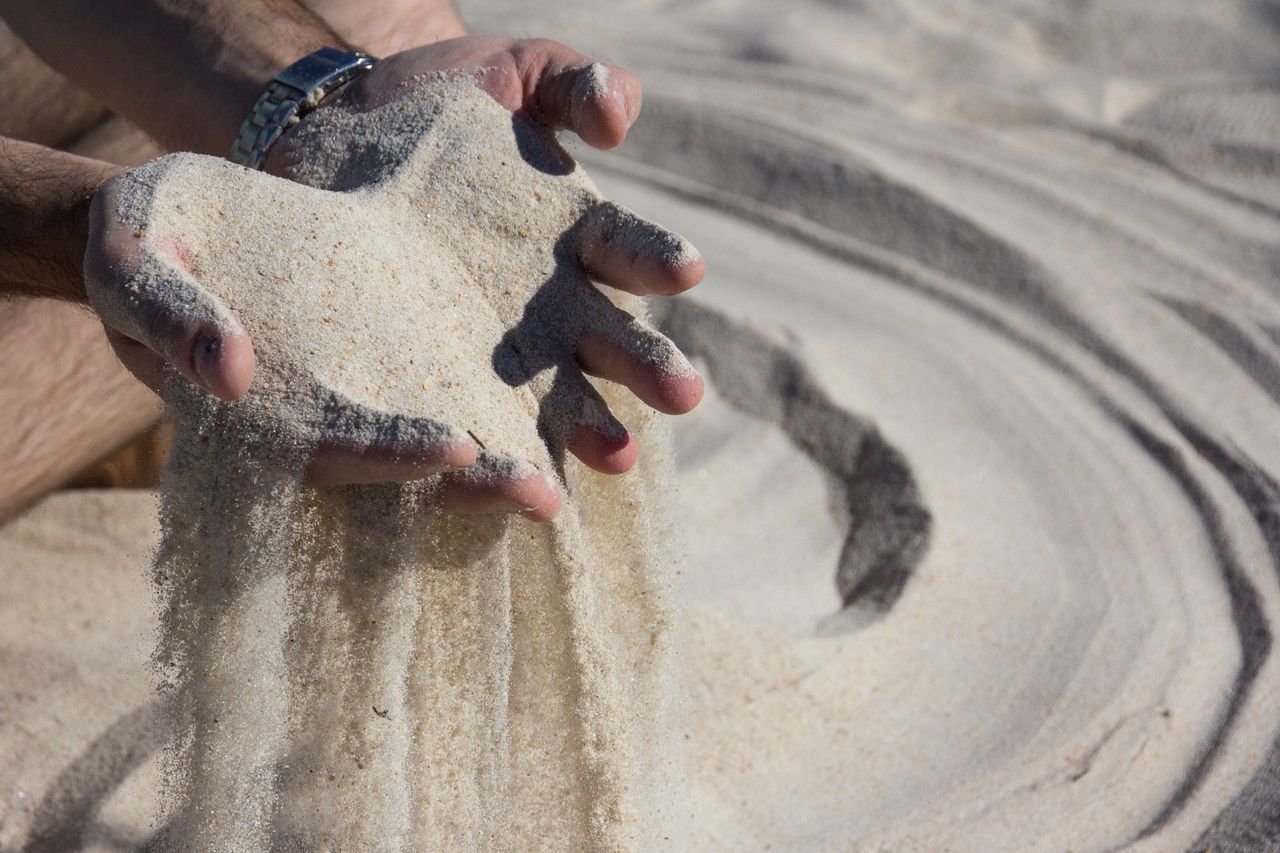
[273,38,707,515]
[286,35,648,152]
[84,171,482,494]
[84,40,705,522]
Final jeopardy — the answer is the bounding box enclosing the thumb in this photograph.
[85,164,256,401]
[506,40,642,150]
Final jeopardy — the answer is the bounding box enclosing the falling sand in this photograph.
[109,79,699,850]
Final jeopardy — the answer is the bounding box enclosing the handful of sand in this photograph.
[113,77,698,482]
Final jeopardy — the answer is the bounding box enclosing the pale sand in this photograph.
[6,0,1280,851]
[105,80,688,850]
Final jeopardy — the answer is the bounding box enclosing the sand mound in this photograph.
[115,79,696,473]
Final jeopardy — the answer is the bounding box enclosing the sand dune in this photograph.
[4,0,1280,850]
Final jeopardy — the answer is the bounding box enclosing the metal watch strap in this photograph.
[229,47,378,169]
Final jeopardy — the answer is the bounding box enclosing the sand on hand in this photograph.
[109,78,695,851]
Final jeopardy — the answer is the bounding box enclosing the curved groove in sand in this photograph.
[20,700,169,853]
[611,122,1273,837]
[653,299,932,625]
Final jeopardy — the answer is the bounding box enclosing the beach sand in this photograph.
[5,0,1280,850]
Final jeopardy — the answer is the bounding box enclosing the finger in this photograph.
[560,371,638,474]
[306,398,478,486]
[307,440,476,487]
[568,423,638,475]
[510,39,642,149]
[579,201,706,296]
[439,455,563,522]
[110,251,255,401]
[86,168,255,401]
[574,303,704,415]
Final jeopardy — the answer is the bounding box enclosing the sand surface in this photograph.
[5,0,1280,850]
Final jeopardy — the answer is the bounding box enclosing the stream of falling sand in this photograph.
[151,383,677,851]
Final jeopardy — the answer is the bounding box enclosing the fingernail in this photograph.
[192,335,221,389]
[614,73,640,125]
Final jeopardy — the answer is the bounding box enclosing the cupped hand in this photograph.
[273,38,706,516]
[83,175,481,487]
[84,38,705,522]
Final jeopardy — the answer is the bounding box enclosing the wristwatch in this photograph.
[229,47,378,169]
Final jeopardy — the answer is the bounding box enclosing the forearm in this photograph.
[0,137,121,301]
[0,299,162,522]
[0,109,164,523]
[0,0,345,154]
[301,0,467,54]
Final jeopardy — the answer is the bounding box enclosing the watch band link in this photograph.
[229,81,307,170]
[229,48,378,170]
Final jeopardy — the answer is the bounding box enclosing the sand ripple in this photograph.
[571,32,1280,847]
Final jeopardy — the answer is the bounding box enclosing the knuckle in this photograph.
[512,38,568,63]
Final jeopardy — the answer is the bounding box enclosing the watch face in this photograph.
[276,49,376,97]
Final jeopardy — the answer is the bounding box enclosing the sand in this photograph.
[102,79,695,851]
[5,0,1280,851]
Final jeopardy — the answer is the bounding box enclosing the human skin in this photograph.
[301,0,468,54]
[0,106,166,521]
[0,7,453,522]
[0,0,704,522]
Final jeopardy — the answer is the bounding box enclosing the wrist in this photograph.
[0,0,348,157]
[0,139,122,303]
[231,48,379,170]
[212,11,353,155]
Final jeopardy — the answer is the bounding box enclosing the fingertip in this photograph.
[652,252,706,296]
[192,330,255,401]
[439,462,562,521]
[569,424,638,474]
[570,63,641,150]
[657,371,704,415]
[221,332,256,400]
[448,439,480,469]
[578,203,703,296]
[576,329,704,415]
[521,483,563,522]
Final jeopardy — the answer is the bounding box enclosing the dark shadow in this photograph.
[22,698,171,853]
[489,230,582,390]
[490,225,604,477]
[652,299,933,629]
[511,114,575,176]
